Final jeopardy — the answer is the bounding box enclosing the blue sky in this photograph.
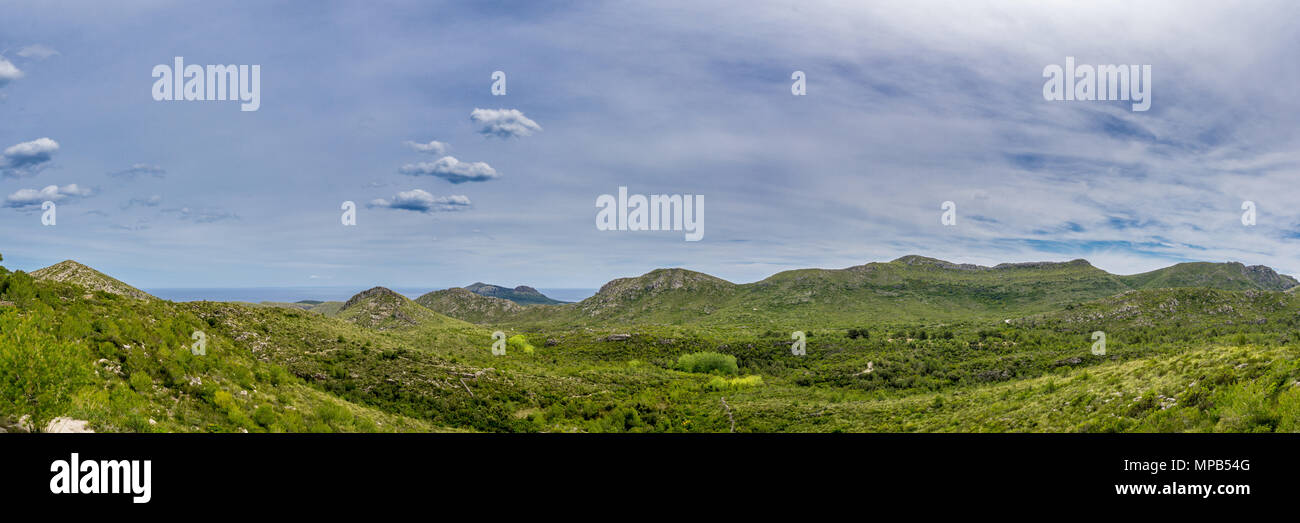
[2,0,1299,289]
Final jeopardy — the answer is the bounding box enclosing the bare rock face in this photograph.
[1241,263,1299,291]
[44,417,94,433]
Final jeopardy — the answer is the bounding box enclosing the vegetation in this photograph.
[5,254,1300,433]
[677,351,739,375]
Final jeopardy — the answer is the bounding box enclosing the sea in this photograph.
[144,287,598,304]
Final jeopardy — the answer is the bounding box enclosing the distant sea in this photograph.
[144,287,598,304]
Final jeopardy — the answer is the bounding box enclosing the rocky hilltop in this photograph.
[30,260,155,300]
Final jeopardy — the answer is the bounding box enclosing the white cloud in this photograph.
[402,140,450,155]
[15,44,59,60]
[0,57,22,87]
[398,156,500,184]
[5,184,93,208]
[470,108,542,138]
[368,189,471,213]
[1,137,59,177]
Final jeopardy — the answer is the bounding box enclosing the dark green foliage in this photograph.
[676,352,738,375]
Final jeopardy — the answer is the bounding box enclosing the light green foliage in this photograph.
[507,334,535,354]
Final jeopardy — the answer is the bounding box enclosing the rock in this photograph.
[604,334,631,342]
[545,338,560,347]
[1054,357,1083,366]
[45,417,94,433]
[0,415,31,433]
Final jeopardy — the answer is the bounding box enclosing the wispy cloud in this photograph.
[402,140,450,155]
[368,190,471,213]
[122,194,162,209]
[163,207,239,223]
[108,163,166,179]
[470,108,541,138]
[398,156,499,184]
[15,44,59,60]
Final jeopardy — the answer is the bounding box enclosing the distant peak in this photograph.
[891,255,988,271]
[342,286,405,309]
[993,259,1094,270]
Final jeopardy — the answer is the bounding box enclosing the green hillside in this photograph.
[1119,261,1299,291]
[0,264,452,433]
[414,288,525,324]
[6,253,1300,434]
[336,287,469,331]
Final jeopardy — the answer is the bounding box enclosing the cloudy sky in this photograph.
[2,0,1299,290]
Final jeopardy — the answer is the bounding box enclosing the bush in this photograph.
[0,313,95,430]
[507,334,535,354]
[676,351,737,375]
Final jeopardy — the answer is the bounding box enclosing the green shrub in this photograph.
[507,334,535,354]
[676,351,737,375]
[0,313,95,430]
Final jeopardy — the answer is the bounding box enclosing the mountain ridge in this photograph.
[415,255,1299,326]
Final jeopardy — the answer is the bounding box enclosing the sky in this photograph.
[2,0,1299,290]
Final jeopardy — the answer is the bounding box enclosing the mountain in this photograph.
[414,288,525,324]
[572,268,738,322]
[463,282,566,305]
[1119,262,1299,291]
[471,256,1300,327]
[337,287,465,330]
[30,260,155,300]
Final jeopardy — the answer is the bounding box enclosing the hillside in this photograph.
[414,288,525,324]
[572,268,739,323]
[1119,262,1299,291]
[337,287,467,330]
[464,282,566,305]
[7,252,1300,434]
[485,256,1300,328]
[30,260,155,300]
[0,264,453,433]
